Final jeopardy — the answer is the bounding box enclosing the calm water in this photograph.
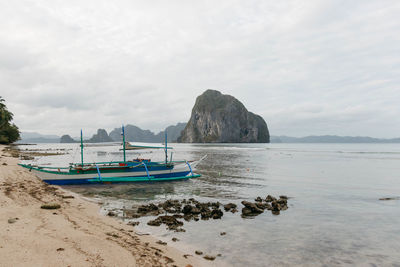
[19,143,400,266]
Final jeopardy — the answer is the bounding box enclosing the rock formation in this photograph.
[60,135,77,143]
[88,129,113,143]
[109,123,187,143]
[178,90,269,143]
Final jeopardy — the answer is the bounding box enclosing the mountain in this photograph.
[178,89,269,143]
[271,135,400,143]
[87,129,113,143]
[109,123,187,143]
[60,134,78,143]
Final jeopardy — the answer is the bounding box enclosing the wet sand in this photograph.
[0,145,205,267]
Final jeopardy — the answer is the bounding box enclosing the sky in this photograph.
[0,0,399,138]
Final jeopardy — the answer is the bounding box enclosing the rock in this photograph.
[7,218,18,224]
[223,203,237,211]
[156,240,167,245]
[124,210,141,218]
[2,162,7,165]
[272,210,280,215]
[147,219,162,227]
[147,215,184,231]
[241,207,253,217]
[265,195,276,202]
[182,205,193,214]
[279,195,288,200]
[178,90,270,143]
[255,196,263,202]
[87,129,113,143]
[379,197,400,201]
[107,211,117,217]
[220,232,226,236]
[137,203,159,214]
[60,135,77,143]
[211,209,223,219]
[241,201,263,213]
[41,203,61,210]
[56,248,65,251]
[203,255,216,261]
[255,202,271,210]
[195,250,203,255]
[172,237,179,242]
[127,221,140,226]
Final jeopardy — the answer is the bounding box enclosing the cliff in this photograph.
[60,135,77,143]
[178,90,269,143]
[87,129,113,143]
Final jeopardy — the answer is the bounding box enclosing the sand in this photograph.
[0,145,205,267]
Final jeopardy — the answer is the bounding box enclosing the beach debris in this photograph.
[56,248,65,251]
[156,240,167,245]
[183,254,192,259]
[8,217,18,224]
[172,237,179,242]
[195,250,203,255]
[61,195,75,199]
[220,232,226,236]
[164,256,174,264]
[40,203,61,209]
[2,162,7,165]
[203,255,216,261]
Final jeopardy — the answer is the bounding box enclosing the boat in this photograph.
[18,126,204,185]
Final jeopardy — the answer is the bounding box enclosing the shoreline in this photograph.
[0,144,205,266]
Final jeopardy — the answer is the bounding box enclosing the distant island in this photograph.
[270,135,400,143]
[19,123,187,144]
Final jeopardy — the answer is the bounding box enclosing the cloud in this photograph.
[0,0,399,137]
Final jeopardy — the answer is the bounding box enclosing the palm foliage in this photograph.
[0,96,20,144]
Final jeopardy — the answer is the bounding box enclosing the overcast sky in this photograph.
[1,0,399,138]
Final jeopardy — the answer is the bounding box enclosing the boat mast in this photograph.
[165,131,168,164]
[122,125,126,162]
[80,129,84,166]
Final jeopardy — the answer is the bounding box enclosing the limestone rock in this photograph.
[178,90,269,143]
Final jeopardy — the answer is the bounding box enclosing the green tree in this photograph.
[0,97,20,144]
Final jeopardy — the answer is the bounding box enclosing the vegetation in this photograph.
[0,97,20,144]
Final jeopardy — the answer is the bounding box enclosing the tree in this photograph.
[0,97,20,144]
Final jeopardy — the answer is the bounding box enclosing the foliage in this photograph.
[0,97,20,144]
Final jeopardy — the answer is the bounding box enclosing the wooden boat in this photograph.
[18,127,203,185]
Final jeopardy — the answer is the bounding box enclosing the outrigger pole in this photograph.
[122,125,126,162]
[80,129,84,166]
[165,131,168,164]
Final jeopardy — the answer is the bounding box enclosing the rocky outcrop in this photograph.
[88,129,113,143]
[109,123,187,143]
[60,135,77,143]
[178,90,269,143]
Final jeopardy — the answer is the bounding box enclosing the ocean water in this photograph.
[19,143,400,266]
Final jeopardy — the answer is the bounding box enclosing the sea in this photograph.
[18,142,400,266]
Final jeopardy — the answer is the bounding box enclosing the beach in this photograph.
[0,144,204,267]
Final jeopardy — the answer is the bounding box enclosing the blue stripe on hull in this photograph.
[43,171,193,185]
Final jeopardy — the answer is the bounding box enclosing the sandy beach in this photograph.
[0,144,205,267]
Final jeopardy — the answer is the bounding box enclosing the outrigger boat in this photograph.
[18,126,203,185]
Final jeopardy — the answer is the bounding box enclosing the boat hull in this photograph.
[20,162,200,185]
